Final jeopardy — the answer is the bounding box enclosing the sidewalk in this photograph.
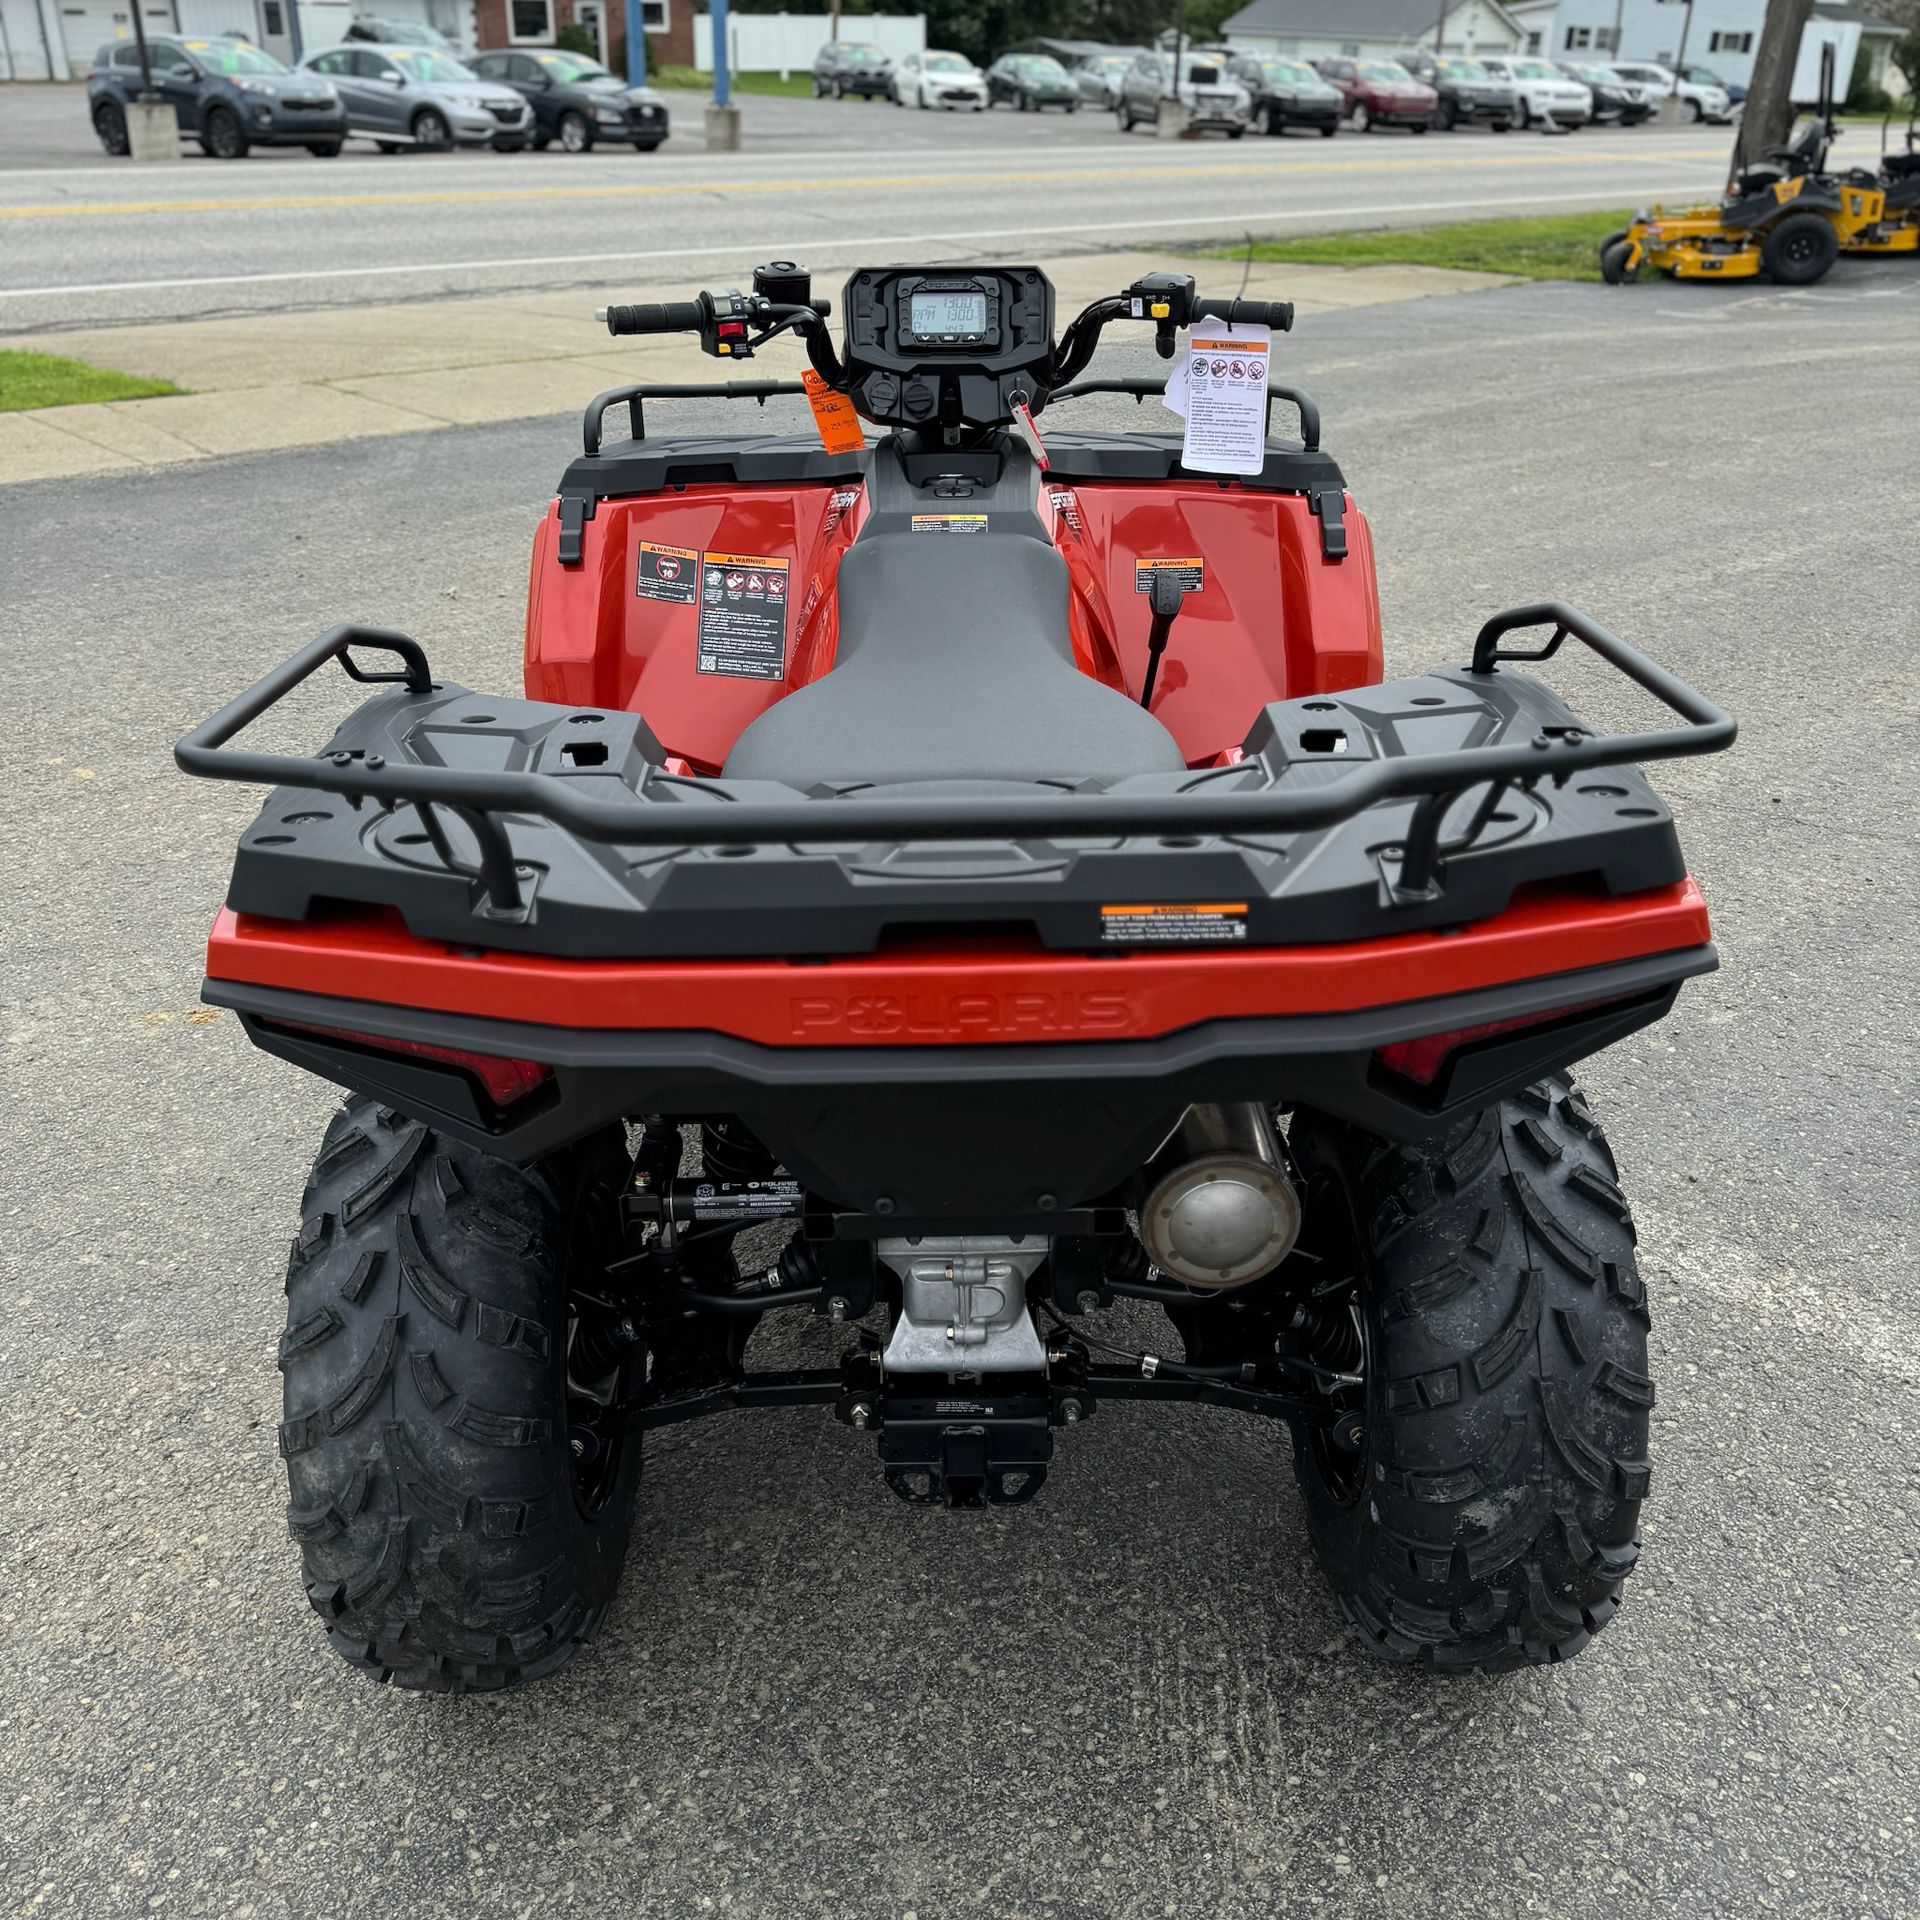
[0,254,1514,485]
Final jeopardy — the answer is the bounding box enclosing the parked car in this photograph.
[1116,50,1251,135]
[891,49,987,110]
[343,16,456,51]
[469,48,668,151]
[1220,50,1342,136]
[811,40,894,100]
[986,52,1080,111]
[1556,60,1652,124]
[1607,60,1732,123]
[1401,52,1516,130]
[1314,57,1438,133]
[88,34,346,159]
[1073,51,1135,110]
[304,44,532,152]
[1473,54,1592,129]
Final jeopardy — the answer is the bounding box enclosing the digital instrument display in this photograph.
[909,289,989,336]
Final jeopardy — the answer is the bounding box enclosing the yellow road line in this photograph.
[0,151,1721,220]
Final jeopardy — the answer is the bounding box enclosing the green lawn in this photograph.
[0,350,181,413]
[650,66,818,97]
[1205,209,1638,285]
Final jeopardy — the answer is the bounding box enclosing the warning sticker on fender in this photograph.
[637,540,698,604]
[911,514,988,534]
[1135,557,1205,595]
[697,550,790,680]
[1100,903,1248,945]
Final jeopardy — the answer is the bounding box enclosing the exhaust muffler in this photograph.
[1140,1104,1301,1289]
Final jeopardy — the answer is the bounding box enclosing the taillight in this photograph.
[1374,998,1622,1087]
[277,1021,553,1107]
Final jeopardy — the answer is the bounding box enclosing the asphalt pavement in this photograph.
[0,89,1738,330]
[2,266,1917,1918]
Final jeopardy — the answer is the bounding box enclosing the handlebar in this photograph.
[1192,296,1295,331]
[597,301,706,336]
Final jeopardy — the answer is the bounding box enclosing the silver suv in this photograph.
[1116,50,1251,136]
[302,42,533,151]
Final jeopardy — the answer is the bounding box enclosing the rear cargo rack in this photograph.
[175,606,1733,920]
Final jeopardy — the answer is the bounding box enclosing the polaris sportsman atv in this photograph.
[179,257,1734,1693]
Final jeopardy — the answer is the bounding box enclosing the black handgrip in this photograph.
[1192,297,1295,333]
[602,300,704,337]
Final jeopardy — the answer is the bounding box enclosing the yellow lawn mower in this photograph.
[1600,47,1919,287]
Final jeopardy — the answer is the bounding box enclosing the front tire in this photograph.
[1351,102,1372,133]
[557,109,591,153]
[1511,98,1530,130]
[279,1101,642,1692]
[1288,1078,1652,1672]
[203,104,248,158]
[1599,237,1639,283]
[411,108,451,151]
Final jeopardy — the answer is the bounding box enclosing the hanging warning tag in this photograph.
[803,370,865,456]
[1010,400,1049,471]
[1173,326,1271,477]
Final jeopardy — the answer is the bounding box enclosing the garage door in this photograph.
[54,2,177,77]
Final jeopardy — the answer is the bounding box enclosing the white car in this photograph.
[1607,61,1734,124]
[892,50,988,111]
[1476,54,1592,129]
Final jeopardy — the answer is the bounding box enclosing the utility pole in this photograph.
[1433,0,1448,61]
[1732,0,1814,173]
[707,0,741,149]
[1609,0,1625,60]
[123,2,180,161]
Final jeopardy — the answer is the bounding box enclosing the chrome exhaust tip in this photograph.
[1141,1104,1301,1289]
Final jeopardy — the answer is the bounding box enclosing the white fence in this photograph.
[693,12,925,76]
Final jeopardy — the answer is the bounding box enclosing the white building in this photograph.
[1503,1,1906,95]
[1217,0,1526,66]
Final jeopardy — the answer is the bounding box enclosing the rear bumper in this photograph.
[206,883,1715,1208]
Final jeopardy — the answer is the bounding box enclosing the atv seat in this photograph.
[723,532,1186,788]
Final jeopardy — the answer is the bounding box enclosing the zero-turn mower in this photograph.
[1601,45,1918,286]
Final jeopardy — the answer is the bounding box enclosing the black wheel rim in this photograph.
[1783,229,1820,265]
[210,112,240,156]
[1291,1167,1373,1506]
[561,1173,631,1516]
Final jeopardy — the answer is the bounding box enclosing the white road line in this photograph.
[0,181,1722,302]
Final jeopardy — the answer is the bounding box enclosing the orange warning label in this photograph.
[803,370,865,455]
[1099,902,1248,945]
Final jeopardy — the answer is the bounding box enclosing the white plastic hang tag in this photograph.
[1169,324,1271,476]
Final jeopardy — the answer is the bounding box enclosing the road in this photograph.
[2,262,1916,1918]
[0,90,1740,329]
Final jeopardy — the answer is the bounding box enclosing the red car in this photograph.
[1315,56,1438,132]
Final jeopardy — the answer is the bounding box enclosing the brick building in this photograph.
[469,0,692,68]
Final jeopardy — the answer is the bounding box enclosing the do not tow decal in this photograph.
[697,551,791,680]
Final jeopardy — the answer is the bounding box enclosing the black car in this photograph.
[87,34,347,159]
[1401,52,1515,129]
[1557,61,1654,125]
[1220,49,1343,135]
[468,47,669,151]
[986,53,1080,111]
[811,40,894,100]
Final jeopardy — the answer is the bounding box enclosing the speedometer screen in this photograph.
[909,290,988,336]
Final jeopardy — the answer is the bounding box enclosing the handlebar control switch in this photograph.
[1127,272,1198,360]
[753,260,813,307]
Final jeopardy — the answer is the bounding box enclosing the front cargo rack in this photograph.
[176,605,1733,930]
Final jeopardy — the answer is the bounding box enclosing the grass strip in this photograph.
[1205,209,1639,284]
[0,350,181,413]
[651,66,818,97]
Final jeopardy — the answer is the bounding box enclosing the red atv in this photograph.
[179,260,1732,1693]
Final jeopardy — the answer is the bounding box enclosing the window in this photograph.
[509,0,554,44]
[1565,27,1591,49]
[310,48,347,72]
[152,42,195,73]
[1708,31,1752,54]
[1596,27,1617,50]
[1525,31,1542,52]
[262,0,283,32]
[111,42,142,65]
[640,0,667,30]
[1339,42,1359,56]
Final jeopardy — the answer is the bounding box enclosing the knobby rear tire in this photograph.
[279,1099,641,1692]
[1289,1076,1653,1672]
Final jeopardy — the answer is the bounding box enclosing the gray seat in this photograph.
[723,532,1185,787]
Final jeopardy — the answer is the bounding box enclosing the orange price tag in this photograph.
[802,370,865,456]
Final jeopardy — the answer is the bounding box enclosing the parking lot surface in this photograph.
[2,265,1917,1918]
[0,90,1735,329]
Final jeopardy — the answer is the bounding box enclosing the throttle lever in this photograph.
[1141,571,1187,710]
